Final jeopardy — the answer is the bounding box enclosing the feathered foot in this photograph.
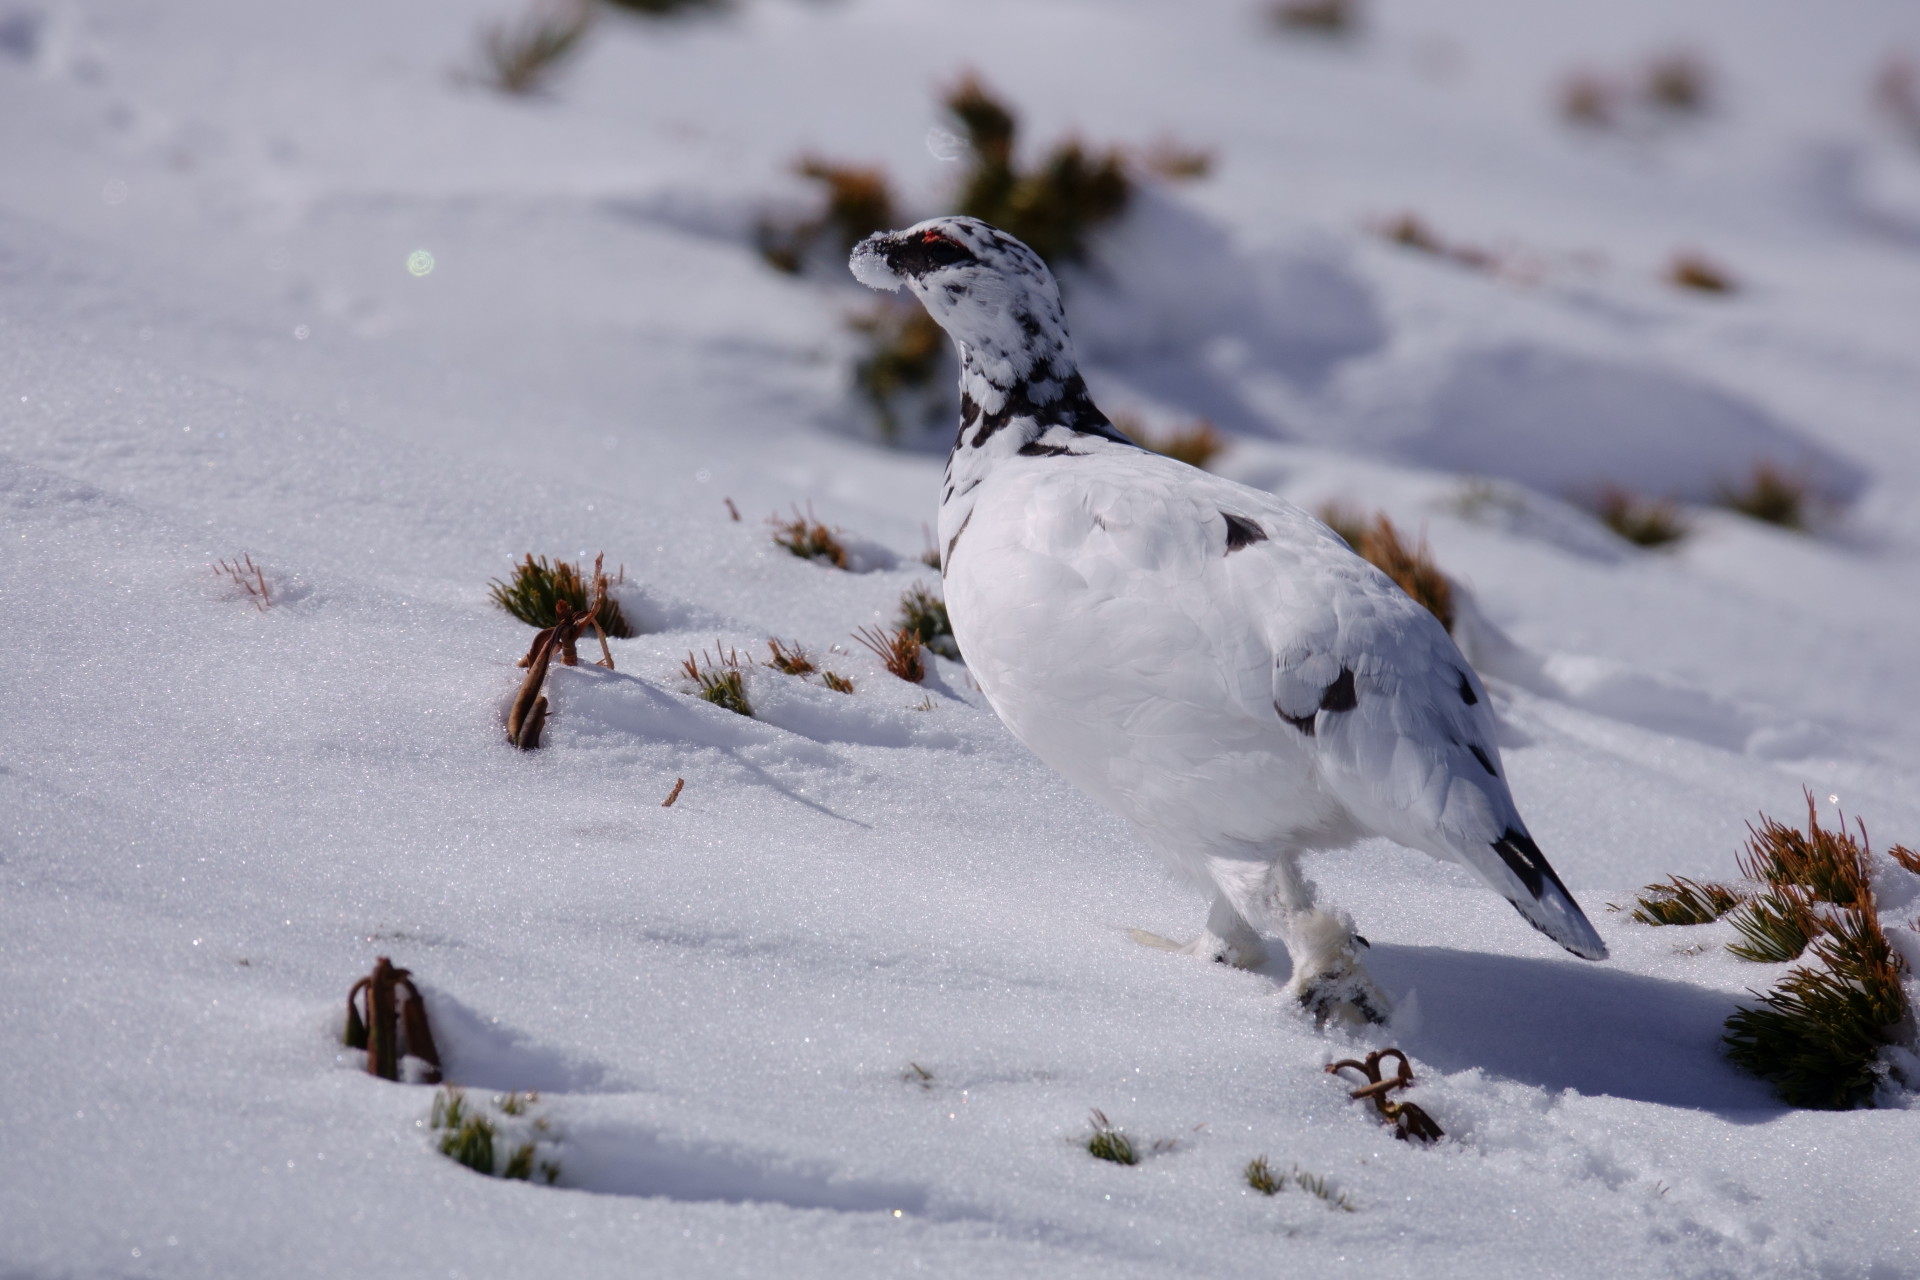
[1283,911,1392,1027]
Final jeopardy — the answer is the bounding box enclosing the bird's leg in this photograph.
[1264,857,1392,1028]
[1172,892,1267,969]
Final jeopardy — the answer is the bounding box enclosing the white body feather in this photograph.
[853,216,1605,1021]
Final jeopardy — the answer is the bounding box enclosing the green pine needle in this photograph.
[488,554,634,637]
[897,583,961,662]
[1621,876,1744,926]
[1085,1110,1137,1166]
[1724,911,1907,1109]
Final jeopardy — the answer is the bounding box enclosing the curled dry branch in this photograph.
[344,956,443,1083]
[1326,1048,1443,1143]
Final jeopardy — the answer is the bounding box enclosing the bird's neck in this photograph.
[934,341,1135,573]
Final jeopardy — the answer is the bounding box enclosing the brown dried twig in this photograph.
[661,778,685,807]
[344,956,443,1083]
[1326,1048,1443,1143]
[507,611,561,749]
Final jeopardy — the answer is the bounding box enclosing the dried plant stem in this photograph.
[508,627,558,749]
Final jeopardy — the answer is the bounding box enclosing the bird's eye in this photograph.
[896,230,973,273]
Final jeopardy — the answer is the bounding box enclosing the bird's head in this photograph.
[849,217,1073,390]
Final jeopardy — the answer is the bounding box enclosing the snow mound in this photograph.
[1343,344,1866,504]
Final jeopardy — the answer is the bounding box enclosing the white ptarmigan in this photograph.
[850,216,1606,1024]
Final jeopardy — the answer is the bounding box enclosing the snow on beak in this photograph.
[849,232,905,291]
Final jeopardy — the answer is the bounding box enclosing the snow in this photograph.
[4,0,1920,1275]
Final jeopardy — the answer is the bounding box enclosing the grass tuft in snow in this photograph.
[432,1089,496,1174]
[1245,1155,1355,1208]
[769,508,849,569]
[1290,1166,1356,1211]
[1559,71,1617,128]
[945,74,1131,270]
[1084,1109,1137,1166]
[761,638,856,694]
[1615,875,1745,926]
[1373,212,1503,277]
[854,625,925,684]
[1557,50,1712,132]
[681,646,752,716]
[1667,251,1737,295]
[1718,462,1810,530]
[1643,50,1712,113]
[1244,1155,1282,1195]
[489,554,633,637]
[211,554,272,610]
[1889,844,1920,875]
[429,1089,562,1182]
[1718,796,1914,1108]
[763,638,816,676]
[897,584,960,662]
[1268,0,1358,36]
[478,0,592,95]
[1591,487,1690,548]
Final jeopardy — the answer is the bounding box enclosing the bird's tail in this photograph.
[1471,826,1608,960]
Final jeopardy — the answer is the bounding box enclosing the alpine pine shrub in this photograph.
[1724,908,1907,1109]
[489,554,634,637]
[1592,487,1689,548]
[1720,796,1913,1107]
[945,75,1131,270]
[764,638,816,676]
[769,508,849,569]
[854,625,925,684]
[758,158,899,274]
[1718,462,1810,530]
[682,646,751,716]
[896,583,960,661]
[1619,876,1745,926]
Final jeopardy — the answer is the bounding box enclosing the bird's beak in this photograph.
[849,232,906,291]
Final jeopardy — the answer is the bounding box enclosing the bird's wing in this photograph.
[1073,454,1607,959]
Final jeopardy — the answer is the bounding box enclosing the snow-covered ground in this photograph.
[5,0,1920,1275]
